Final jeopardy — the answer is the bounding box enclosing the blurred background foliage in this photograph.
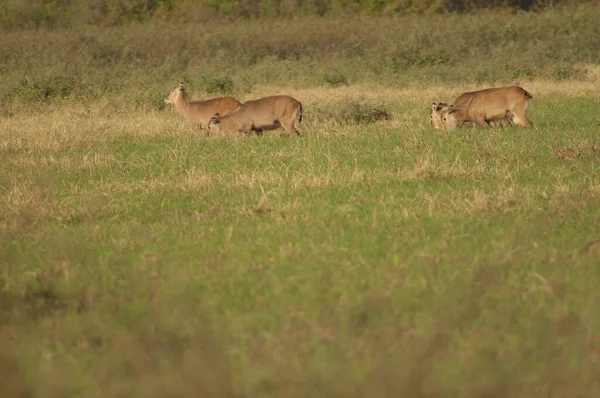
[0,0,585,29]
[0,0,597,112]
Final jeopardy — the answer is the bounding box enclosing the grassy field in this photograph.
[2,80,600,397]
[2,4,600,398]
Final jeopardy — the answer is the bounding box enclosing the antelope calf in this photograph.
[442,86,533,131]
[207,95,303,137]
[164,83,241,130]
[430,102,449,129]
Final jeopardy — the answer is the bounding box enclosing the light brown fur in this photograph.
[442,86,533,131]
[430,102,449,129]
[207,95,303,137]
[164,83,241,130]
[431,91,511,130]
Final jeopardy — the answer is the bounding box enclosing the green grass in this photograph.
[1,92,600,396]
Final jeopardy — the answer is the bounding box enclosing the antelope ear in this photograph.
[209,116,220,124]
[447,105,456,114]
[213,112,220,118]
[178,83,185,91]
[431,103,438,111]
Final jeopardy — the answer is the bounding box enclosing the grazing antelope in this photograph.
[431,91,511,130]
[164,83,241,130]
[442,86,533,131]
[207,95,303,137]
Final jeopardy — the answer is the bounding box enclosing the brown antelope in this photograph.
[431,91,511,130]
[164,83,241,130]
[442,86,533,131]
[207,95,303,137]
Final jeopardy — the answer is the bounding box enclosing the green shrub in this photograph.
[10,76,77,104]
[312,99,392,127]
[319,70,349,87]
[135,89,167,111]
[343,100,392,125]
[195,75,235,94]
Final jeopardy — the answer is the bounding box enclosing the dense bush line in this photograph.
[0,0,587,29]
[1,2,598,111]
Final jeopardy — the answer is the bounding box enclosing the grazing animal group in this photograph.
[164,83,302,137]
[431,86,534,131]
[164,83,534,137]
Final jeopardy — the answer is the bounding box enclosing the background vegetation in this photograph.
[0,0,588,28]
[1,2,599,115]
[1,1,600,397]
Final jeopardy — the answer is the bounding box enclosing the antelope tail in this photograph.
[296,103,303,125]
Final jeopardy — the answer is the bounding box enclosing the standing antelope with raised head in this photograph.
[441,86,533,131]
[164,83,242,130]
[207,95,303,137]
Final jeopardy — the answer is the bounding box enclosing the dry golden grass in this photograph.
[2,71,599,146]
[2,78,598,226]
